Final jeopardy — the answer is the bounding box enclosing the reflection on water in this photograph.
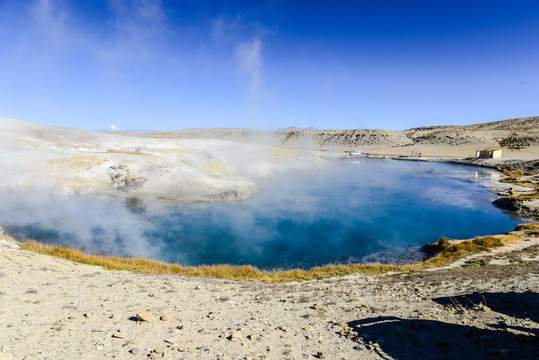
[2,159,527,269]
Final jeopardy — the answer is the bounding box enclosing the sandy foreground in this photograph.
[1,235,538,360]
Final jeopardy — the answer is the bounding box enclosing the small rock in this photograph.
[147,306,170,314]
[136,312,157,323]
[229,332,244,342]
[129,348,140,355]
[149,353,161,359]
[355,344,366,350]
[112,331,126,339]
[122,175,146,191]
[314,352,324,359]
[160,315,173,321]
[154,347,166,354]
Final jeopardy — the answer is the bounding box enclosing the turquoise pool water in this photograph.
[3,159,526,268]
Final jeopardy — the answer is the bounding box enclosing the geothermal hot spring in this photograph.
[2,159,527,269]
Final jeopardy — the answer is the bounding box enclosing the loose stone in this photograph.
[136,312,157,323]
[112,332,126,339]
[154,347,166,354]
[229,332,244,342]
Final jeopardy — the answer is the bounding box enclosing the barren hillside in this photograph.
[120,116,539,151]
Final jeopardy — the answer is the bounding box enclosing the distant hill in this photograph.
[118,116,539,150]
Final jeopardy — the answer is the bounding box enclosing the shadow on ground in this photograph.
[432,291,539,323]
[348,292,538,360]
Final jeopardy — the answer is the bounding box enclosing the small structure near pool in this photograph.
[476,149,502,159]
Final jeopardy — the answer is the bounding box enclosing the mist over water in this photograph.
[2,159,526,269]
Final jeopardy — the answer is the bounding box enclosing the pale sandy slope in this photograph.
[1,235,538,360]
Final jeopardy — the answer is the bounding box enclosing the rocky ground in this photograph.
[1,234,538,360]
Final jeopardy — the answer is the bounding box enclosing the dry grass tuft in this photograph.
[515,223,539,231]
[500,174,539,189]
[515,222,539,236]
[17,224,536,282]
[419,234,515,268]
[499,172,539,198]
[17,241,405,282]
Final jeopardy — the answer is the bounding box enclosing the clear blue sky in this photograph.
[1,0,538,131]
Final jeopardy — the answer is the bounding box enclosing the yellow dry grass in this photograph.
[500,169,539,189]
[498,170,539,206]
[515,223,539,231]
[500,176,539,190]
[17,223,537,282]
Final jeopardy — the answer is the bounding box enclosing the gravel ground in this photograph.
[1,236,537,360]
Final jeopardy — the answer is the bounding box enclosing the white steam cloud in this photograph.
[0,191,160,258]
[29,0,69,50]
[235,38,265,115]
[101,0,168,64]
